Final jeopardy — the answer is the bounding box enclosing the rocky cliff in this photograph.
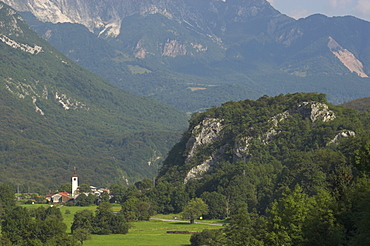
[157,93,358,184]
[2,0,282,38]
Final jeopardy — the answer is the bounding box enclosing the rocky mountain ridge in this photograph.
[4,0,370,112]
[157,93,362,187]
[182,100,340,184]
[2,0,281,38]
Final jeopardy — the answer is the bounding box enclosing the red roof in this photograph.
[57,192,71,198]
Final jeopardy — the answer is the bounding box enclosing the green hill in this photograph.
[157,92,370,214]
[341,97,370,112]
[0,2,188,192]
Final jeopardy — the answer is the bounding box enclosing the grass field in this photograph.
[22,204,223,246]
[85,220,218,246]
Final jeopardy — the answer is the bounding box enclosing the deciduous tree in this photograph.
[182,198,208,224]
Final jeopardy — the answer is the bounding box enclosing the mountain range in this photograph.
[3,0,370,112]
[0,1,187,192]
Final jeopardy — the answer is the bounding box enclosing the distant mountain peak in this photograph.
[4,0,370,111]
[2,0,280,38]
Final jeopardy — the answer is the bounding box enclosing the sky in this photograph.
[266,0,370,22]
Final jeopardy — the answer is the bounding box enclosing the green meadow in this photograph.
[22,205,224,246]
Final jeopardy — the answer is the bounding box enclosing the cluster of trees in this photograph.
[0,184,130,245]
[190,176,370,246]
[0,184,79,246]
[71,203,129,236]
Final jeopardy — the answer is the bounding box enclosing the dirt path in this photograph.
[150,218,224,226]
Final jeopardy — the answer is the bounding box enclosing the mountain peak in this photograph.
[2,0,281,38]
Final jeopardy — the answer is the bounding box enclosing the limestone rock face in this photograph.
[182,101,338,184]
[183,118,223,183]
[297,102,336,122]
[186,118,223,160]
[327,130,356,145]
[162,40,187,57]
[234,137,253,162]
[2,0,280,39]
[184,158,213,184]
[263,110,290,143]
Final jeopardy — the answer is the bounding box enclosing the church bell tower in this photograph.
[72,168,78,198]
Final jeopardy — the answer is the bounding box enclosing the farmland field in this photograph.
[22,205,224,246]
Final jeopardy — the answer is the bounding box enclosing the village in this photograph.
[17,169,111,205]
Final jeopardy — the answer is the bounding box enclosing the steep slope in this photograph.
[0,2,188,192]
[157,93,370,213]
[4,0,370,112]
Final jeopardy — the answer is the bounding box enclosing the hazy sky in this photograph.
[266,0,370,22]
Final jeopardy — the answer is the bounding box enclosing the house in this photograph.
[45,169,111,204]
[46,192,73,204]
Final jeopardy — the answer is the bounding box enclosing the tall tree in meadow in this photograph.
[182,198,208,224]
[71,209,94,233]
[73,228,91,245]
[93,202,129,235]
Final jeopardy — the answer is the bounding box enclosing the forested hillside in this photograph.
[0,2,188,192]
[143,93,370,245]
[341,97,370,112]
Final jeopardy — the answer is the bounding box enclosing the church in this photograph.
[46,169,78,204]
[46,169,110,204]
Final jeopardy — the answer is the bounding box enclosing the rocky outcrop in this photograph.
[0,35,43,54]
[5,77,89,115]
[2,0,122,37]
[327,130,356,145]
[263,110,290,143]
[234,137,253,162]
[183,118,223,183]
[55,92,88,111]
[183,101,338,183]
[162,40,187,57]
[297,101,336,122]
[134,40,152,59]
[186,118,223,160]
[184,158,213,184]
[191,43,208,53]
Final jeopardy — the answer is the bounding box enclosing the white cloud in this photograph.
[355,0,370,15]
[328,0,353,8]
